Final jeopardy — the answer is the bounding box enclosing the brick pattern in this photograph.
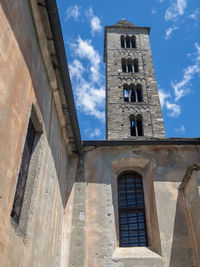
[105,24,165,140]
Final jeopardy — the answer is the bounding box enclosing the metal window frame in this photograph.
[118,172,148,247]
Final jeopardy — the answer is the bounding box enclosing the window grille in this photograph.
[118,172,148,247]
[11,120,36,223]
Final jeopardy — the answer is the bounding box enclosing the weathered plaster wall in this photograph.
[69,145,200,267]
[0,1,77,266]
[180,166,200,266]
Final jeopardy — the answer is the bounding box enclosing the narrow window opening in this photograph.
[118,172,148,247]
[131,36,136,48]
[130,84,136,102]
[122,59,127,73]
[130,116,136,136]
[134,59,139,73]
[11,119,36,224]
[124,90,129,102]
[136,84,143,102]
[137,115,143,136]
[121,36,125,48]
[126,36,130,48]
[130,90,136,102]
[137,120,143,136]
[127,59,133,73]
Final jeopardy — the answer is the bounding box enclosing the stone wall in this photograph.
[0,1,78,266]
[105,26,165,140]
[69,144,200,267]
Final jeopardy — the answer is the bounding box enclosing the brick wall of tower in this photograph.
[105,26,165,140]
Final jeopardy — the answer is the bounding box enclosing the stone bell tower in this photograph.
[104,19,165,140]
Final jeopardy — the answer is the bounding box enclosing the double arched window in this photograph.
[121,58,139,73]
[121,35,136,49]
[123,84,143,102]
[118,171,148,247]
[130,114,143,136]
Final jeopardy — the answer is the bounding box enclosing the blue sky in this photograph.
[57,0,200,140]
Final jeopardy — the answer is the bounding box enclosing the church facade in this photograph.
[0,1,200,267]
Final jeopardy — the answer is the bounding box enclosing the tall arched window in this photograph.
[127,58,133,73]
[122,58,127,73]
[123,84,129,102]
[126,36,130,48]
[136,84,143,102]
[130,115,143,136]
[121,36,125,48]
[136,115,143,136]
[118,172,148,247]
[121,35,136,49]
[131,35,136,48]
[130,115,136,136]
[133,59,139,72]
[130,84,136,102]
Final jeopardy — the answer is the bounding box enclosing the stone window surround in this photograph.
[123,83,143,103]
[130,114,143,137]
[111,157,162,259]
[10,103,44,243]
[121,58,139,73]
[120,35,136,49]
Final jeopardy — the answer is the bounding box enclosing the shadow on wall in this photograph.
[1,1,75,209]
[169,190,196,267]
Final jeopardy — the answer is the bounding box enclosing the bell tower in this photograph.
[104,19,165,140]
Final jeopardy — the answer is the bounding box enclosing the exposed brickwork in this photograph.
[104,20,165,140]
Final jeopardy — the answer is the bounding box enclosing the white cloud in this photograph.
[174,125,185,133]
[171,43,200,101]
[71,36,101,83]
[165,26,178,40]
[158,89,181,117]
[166,101,181,117]
[69,37,105,121]
[195,42,200,60]
[86,8,102,35]
[151,8,157,15]
[86,128,101,138]
[159,43,200,119]
[189,9,199,21]
[91,16,102,33]
[65,5,81,21]
[69,59,84,80]
[158,89,170,108]
[172,64,200,101]
[165,0,187,21]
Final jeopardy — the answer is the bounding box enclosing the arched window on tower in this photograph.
[131,35,136,48]
[123,84,129,102]
[130,84,136,102]
[126,36,130,48]
[136,84,143,102]
[130,114,143,136]
[121,36,125,48]
[118,171,148,247]
[122,58,127,73]
[133,59,139,72]
[136,115,143,136]
[127,58,133,73]
[130,115,136,136]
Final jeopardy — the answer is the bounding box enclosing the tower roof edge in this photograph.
[105,19,150,33]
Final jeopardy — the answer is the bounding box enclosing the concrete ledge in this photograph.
[112,247,161,259]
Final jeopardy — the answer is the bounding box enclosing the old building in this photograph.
[0,1,200,267]
[105,19,165,139]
